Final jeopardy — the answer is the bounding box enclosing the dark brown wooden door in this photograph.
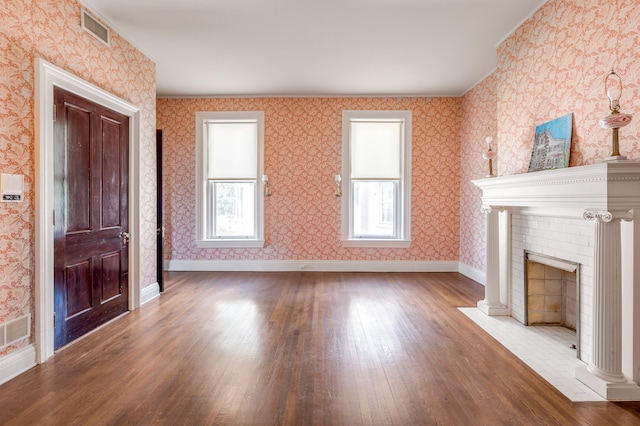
[156,129,164,292]
[53,87,129,350]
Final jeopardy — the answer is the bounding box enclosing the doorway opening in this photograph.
[36,59,141,362]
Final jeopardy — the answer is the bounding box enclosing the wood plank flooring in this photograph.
[1,271,640,425]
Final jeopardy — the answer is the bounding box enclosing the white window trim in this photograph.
[341,110,412,248]
[195,111,265,248]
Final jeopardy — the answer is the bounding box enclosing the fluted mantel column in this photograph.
[477,206,508,316]
[576,210,635,398]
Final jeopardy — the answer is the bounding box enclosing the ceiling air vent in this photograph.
[81,9,110,46]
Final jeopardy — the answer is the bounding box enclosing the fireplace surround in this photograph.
[473,161,640,400]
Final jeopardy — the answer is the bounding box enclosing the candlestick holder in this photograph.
[262,175,272,196]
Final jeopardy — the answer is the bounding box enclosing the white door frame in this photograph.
[34,59,142,363]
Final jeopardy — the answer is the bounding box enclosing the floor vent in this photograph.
[0,314,30,349]
[81,9,110,46]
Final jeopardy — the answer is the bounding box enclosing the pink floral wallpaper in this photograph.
[460,0,640,273]
[496,0,640,175]
[460,74,497,272]
[157,97,462,262]
[0,0,156,356]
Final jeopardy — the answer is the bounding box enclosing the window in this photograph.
[196,111,264,247]
[341,110,412,247]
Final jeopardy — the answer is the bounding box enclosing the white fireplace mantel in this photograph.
[472,161,640,401]
[473,161,640,217]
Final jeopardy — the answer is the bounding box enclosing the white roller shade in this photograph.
[207,121,257,179]
[350,121,401,179]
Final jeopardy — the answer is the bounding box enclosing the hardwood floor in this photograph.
[1,272,640,425]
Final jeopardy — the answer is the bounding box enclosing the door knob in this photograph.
[120,231,131,245]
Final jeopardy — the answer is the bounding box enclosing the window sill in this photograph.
[341,239,411,248]
[196,239,265,249]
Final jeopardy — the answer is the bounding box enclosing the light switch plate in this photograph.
[1,173,24,202]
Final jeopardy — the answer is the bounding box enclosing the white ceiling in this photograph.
[80,0,547,97]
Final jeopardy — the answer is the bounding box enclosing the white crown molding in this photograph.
[166,259,460,273]
[0,344,36,386]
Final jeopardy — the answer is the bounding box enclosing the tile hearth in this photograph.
[459,307,603,402]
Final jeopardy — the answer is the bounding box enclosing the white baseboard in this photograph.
[0,344,36,386]
[140,282,160,305]
[166,259,459,273]
[458,262,485,285]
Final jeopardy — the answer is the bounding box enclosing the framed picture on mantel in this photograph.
[528,113,573,172]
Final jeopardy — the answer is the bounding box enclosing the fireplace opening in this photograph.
[524,252,580,357]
